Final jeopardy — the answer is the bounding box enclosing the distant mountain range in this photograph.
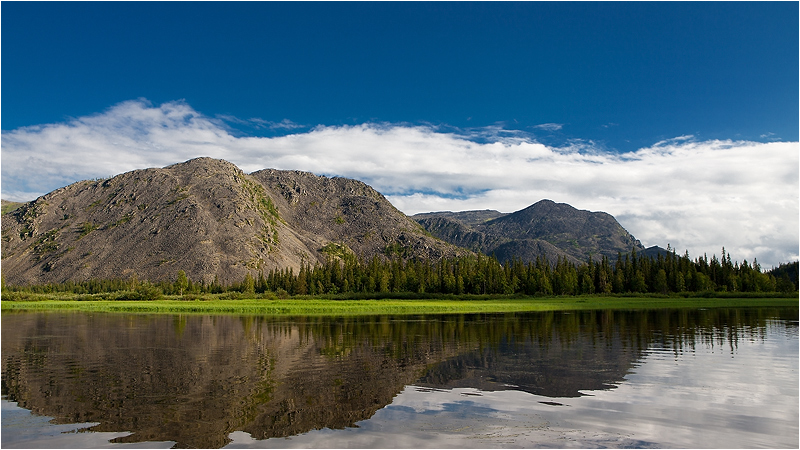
[1,158,661,285]
[415,202,667,266]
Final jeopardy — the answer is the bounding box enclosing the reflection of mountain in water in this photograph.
[418,331,637,397]
[2,313,455,448]
[2,308,794,448]
[417,308,798,397]
[416,310,649,397]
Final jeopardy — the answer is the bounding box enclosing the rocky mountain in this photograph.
[414,200,647,265]
[1,158,465,285]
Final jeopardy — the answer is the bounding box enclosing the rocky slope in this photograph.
[1,158,465,285]
[250,168,456,264]
[414,200,646,265]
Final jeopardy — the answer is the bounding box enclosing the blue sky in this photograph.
[3,2,797,147]
[2,2,798,267]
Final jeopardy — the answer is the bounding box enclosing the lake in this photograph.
[2,307,797,448]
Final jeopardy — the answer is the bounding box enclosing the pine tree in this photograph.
[654,269,668,294]
[243,272,255,295]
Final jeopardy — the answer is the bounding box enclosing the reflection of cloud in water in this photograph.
[2,310,796,448]
[226,386,660,449]
[414,334,639,398]
[226,319,798,449]
[1,399,175,449]
[2,311,652,447]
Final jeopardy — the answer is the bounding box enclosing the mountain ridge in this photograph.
[1,158,466,285]
[414,200,646,265]
[2,157,660,286]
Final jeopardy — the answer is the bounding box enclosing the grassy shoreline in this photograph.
[2,294,797,316]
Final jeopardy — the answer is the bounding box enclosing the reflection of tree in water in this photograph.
[418,308,798,397]
[1,308,795,448]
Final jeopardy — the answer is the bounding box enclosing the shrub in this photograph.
[1,291,33,302]
[115,283,162,300]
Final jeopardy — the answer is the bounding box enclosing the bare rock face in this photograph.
[250,169,460,264]
[415,199,645,265]
[1,158,464,285]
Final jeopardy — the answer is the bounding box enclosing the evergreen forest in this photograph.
[4,247,797,300]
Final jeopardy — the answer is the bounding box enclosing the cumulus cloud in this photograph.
[2,99,797,267]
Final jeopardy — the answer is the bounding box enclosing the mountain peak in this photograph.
[1,159,465,285]
[415,200,643,265]
[166,156,242,171]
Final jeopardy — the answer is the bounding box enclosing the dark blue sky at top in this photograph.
[2,2,798,152]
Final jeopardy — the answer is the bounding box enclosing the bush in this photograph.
[115,283,162,300]
[1,291,33,302]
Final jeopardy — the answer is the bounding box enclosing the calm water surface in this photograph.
[2,308,797,448]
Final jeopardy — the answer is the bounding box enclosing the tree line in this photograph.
[4,246,797,298]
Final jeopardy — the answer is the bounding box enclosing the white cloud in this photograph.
[216,116,304,131]
[2,99,797,267]
[532,123,564,131]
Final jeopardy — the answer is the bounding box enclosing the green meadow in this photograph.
[2,294,796,316]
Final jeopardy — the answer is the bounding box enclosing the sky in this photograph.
[1,2,798,268]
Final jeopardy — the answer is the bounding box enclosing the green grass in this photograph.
[1,200,24,215]
[1,295,796,316]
